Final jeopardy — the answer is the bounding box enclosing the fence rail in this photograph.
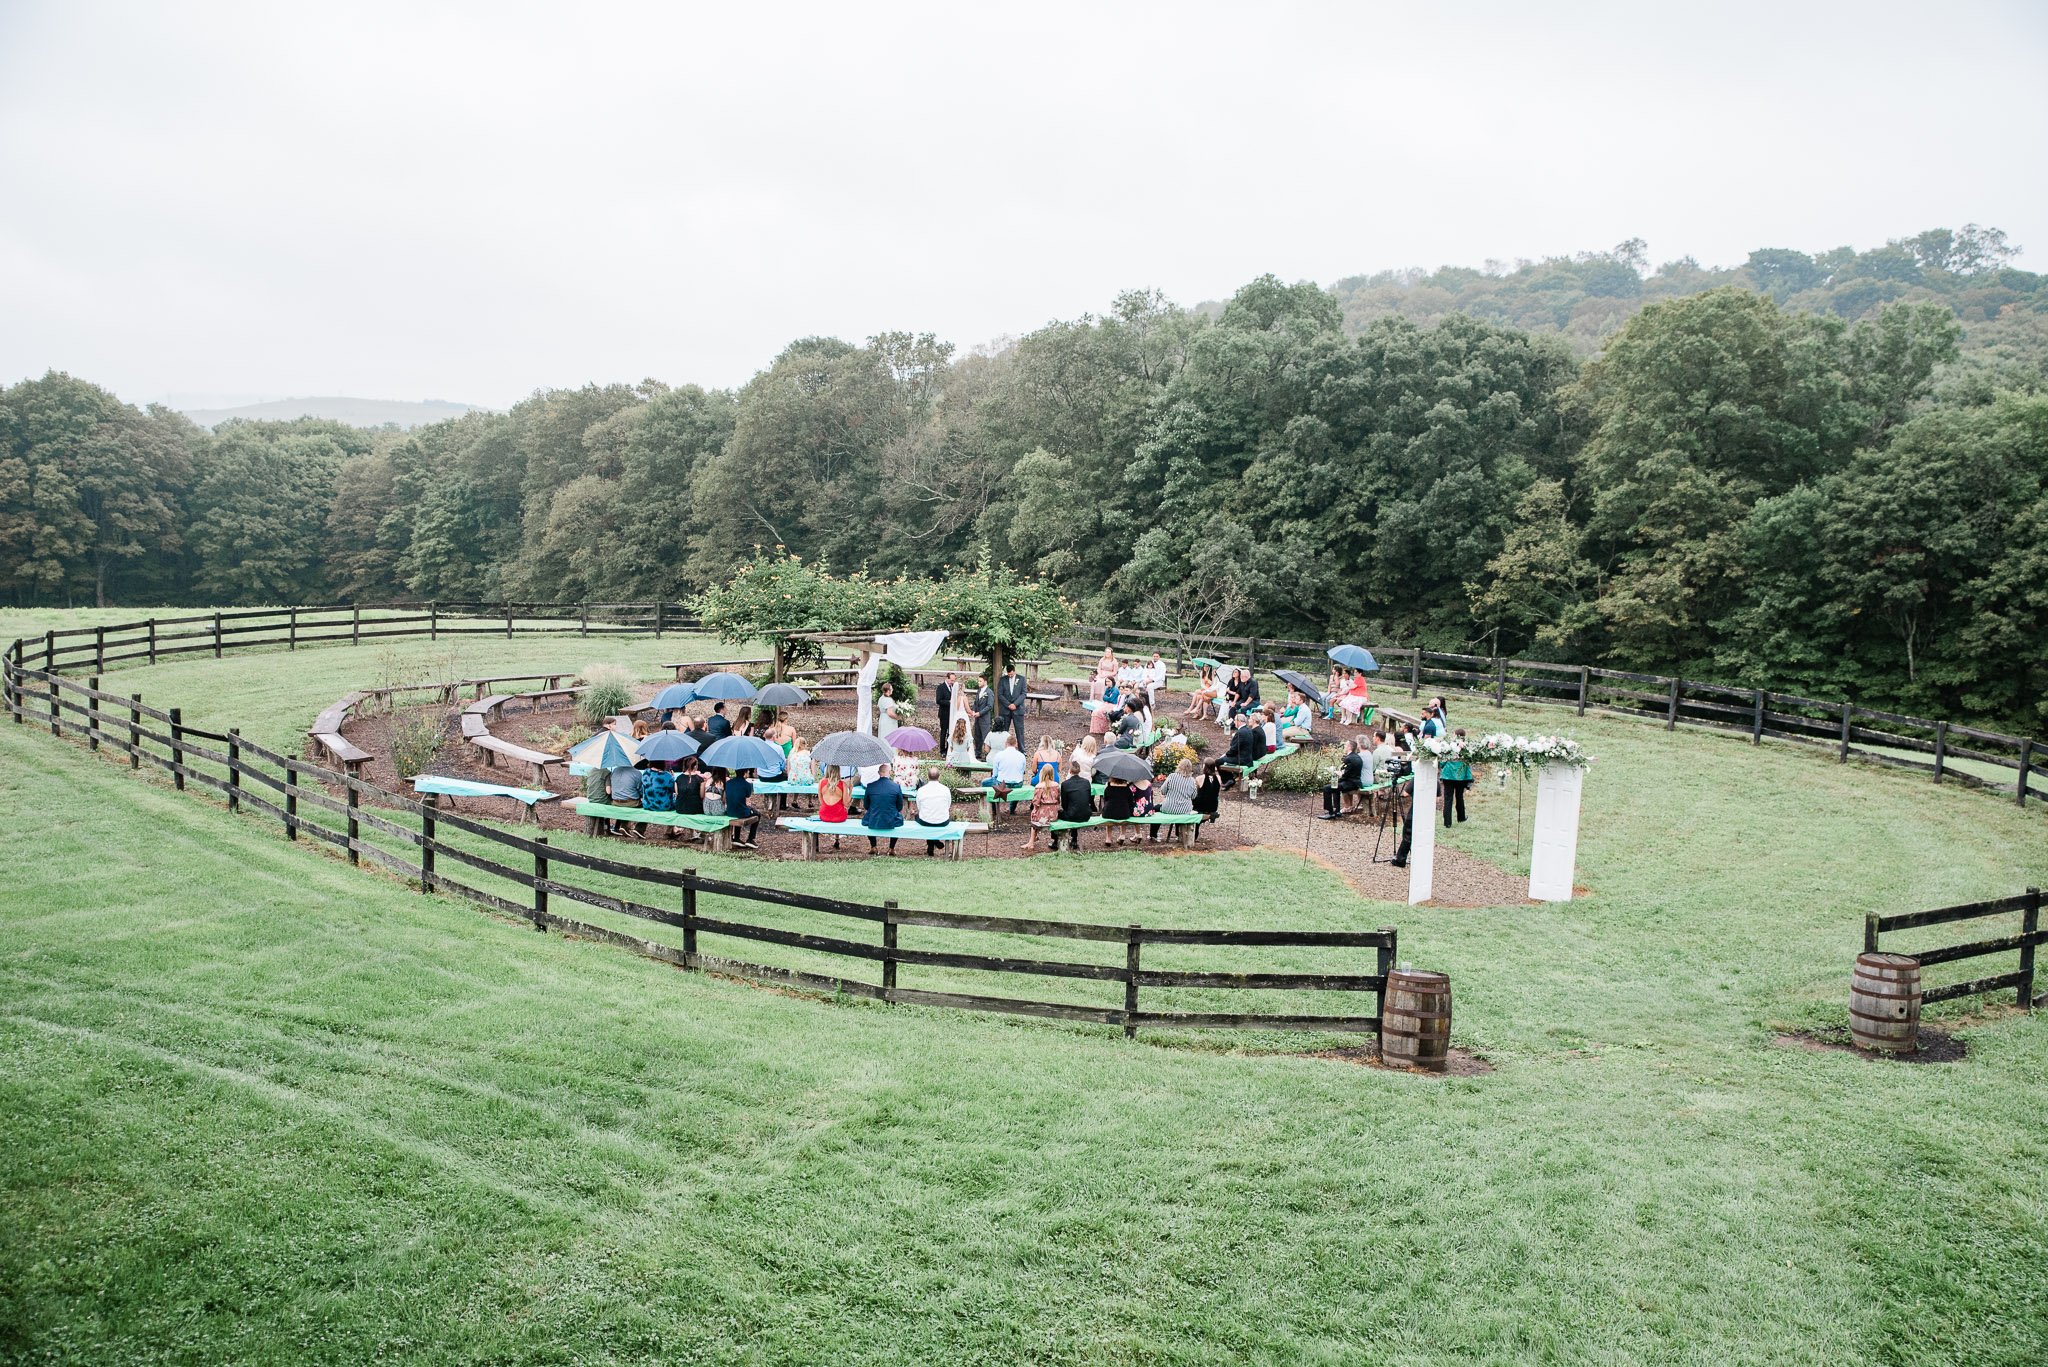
[3,618,1394,1041]
[1866,889,2043,1007]
[1053,628,2043,806]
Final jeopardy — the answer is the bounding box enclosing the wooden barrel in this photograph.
[1849,952,1921,1055]
[1383,969,1452,1072]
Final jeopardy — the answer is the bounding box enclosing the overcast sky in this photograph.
[3,0,2044,410]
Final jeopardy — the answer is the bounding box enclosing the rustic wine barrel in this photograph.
[1382,968,1452,1072]
[1849,952,1921,1055]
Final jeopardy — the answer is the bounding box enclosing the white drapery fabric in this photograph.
[855,630,950,735]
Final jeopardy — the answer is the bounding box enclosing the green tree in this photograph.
[187,420,356,602]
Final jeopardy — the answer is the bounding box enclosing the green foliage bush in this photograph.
[577,664,635,729]
[389,710,446,779]
[1255,749,1329,793]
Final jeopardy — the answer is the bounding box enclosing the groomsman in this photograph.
[971,675,995,759]
[995,661,1028,748]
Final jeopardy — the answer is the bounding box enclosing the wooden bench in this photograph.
[472,735,563,785]
[1049,813,1205,849]
[663,658,770,681]
[573,800,736,849]
[463,694,509,717]
[775,815,988,860]
[462,674,568,700]
[309,730,372,776]
[459,713,490,740]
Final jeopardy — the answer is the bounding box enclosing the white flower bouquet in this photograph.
[1419,731,1591,770]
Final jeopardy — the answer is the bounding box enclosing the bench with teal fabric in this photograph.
[572,799,736,849]
[774,815,989,860]
[1048,812,1204,848]
[1221,743,1299,784]
[413,775,559,822]
[954,782,1104,824]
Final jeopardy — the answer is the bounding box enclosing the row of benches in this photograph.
[571,800,1204,857]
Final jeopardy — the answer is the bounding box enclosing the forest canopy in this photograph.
[3,226,2044,729]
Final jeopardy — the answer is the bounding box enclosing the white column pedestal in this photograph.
[1407,757,1437,905]
[1528,761,1584,902]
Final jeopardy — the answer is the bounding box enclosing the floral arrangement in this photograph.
[1419,732,1591,770]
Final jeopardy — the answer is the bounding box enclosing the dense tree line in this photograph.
[3,226,2044,728]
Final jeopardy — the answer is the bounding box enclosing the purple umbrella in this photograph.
[886,726,937,753]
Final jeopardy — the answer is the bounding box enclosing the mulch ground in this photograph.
[1773,1027,1968,1063]
[1298,1042,1496,1076]
[338,681,1533,900]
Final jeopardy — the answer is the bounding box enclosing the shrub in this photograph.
[1151,739,1198,777]
[1256,748,1329,793]
[1182,730,1209,755]
[390,709,446,779]
[528,724,575,753]
[577,664,636,728]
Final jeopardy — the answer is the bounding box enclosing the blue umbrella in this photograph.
[701,734,786,776]
[650,682,696,711]
[570,731,635,773]
[1328,644,1379,671]
[636,730,700,763]
[689,671,758,701]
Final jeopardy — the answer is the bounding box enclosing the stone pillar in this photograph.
[1528,761,1584,902]
[1407,757,1438,906]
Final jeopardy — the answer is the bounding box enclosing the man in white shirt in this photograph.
[913,775,953,856]
[985,736,1029,789]
[1146,653,1167,705]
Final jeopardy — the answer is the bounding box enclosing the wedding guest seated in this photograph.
[1022,768,1060,853]
[1185,664,1219,719]
[1100,773,1138,846]
[1319,739,1365,819]
[1074,734,1102,779]
[862,763,905,854]
[1031,735,1063,783]
[1278,691,1314,742]
[608,761,647,838]
[912,772,953,856]
[982,734,1029,790]
[1055,760,1095,850]
[1337,672,1372,726]
[1194,760,1222,826]
[724,767,760,848]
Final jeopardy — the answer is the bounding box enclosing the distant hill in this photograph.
[179,397,487,429]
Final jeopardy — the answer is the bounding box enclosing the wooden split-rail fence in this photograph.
[1865,889,2044,1010]
[1056,626,2045,807]
[3,611,1399,1042]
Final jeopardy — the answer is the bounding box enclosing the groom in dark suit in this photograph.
[995,661,1028,748]
[971,676,995,759]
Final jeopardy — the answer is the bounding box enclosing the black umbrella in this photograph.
[1091,749,1153,783]
[812,730,894,769]
[1273,669,1328,706]
[754,682,811,708]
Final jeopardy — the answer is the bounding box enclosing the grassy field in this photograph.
[3,624,2047,1363]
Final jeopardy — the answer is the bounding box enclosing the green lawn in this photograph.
[3,627,2047,1363]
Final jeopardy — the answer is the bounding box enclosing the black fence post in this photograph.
[504,601,513,640]
[128,694,141,767]
[1124,925,1142,1040]
[284,758,298,839]
[882,899,899,1000]
[1410,645,1421,698]
[1577,667,1589,718]
[429,602,438,642]
[169,707,184,787]
[44,630,55,676]
[147,618,157,665]
[94,627,105,674]
[352,604,361,647]
[86,675,99,752]
[346,785,360,865]
[1751,689,1765,745]
[1838,701,1852,763]
[47,670,60,737]
[420,795,437,891]
[2019,888,2040,1009]
[682,869,698,963]
[655,601,665,638]
[1864,913,1880,955]
[1494,658,1506,707]
[1666,678,1680,731]
[1933,721,1948,783]
[227,729,241,812]
[289,605,298,651]
[532,836,549,929]
[580,603,588,637]
[212,612,222,659]
[1376,927,1397,1028]
[6,641,19,724]
[2017,740,2034,809]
